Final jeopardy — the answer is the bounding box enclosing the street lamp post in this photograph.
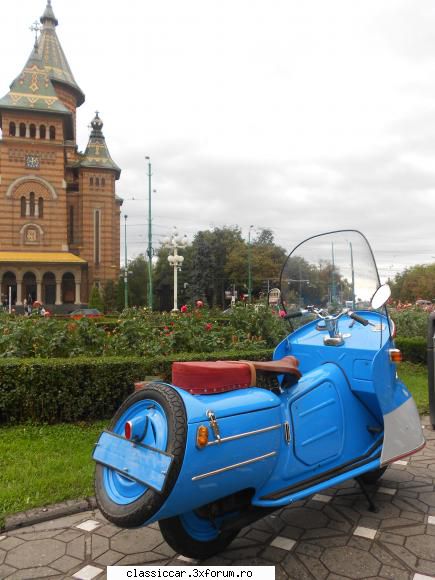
[248,225,254,303]
[124,214,128,309]
[145,156,153,310]
[164,227,188,311]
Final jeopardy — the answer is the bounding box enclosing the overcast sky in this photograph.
[3,0,435,280]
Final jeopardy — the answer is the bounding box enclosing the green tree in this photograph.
[188,227,243,307]
[89,285,104,311]
[226,228,286,299]
[390,263,435,302]
[123,254,149,307]
[102,279,119,313]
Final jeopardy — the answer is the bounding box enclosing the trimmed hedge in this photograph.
[395,337,426,365]
[0,348,273,425]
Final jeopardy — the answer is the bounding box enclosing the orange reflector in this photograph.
[389,349,403,363]
[196,425,209,448]
[125,421,132,440]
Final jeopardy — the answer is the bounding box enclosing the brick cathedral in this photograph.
[0,1,122,310]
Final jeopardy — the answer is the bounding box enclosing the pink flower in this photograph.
[196,300,204,308]
[180,305,188,313]
[204,322,212,331]
[279,310,286,318]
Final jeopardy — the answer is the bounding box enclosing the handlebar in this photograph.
[284,306,370,327]
[348,311,370,326]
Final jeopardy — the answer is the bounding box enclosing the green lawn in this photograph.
[398,362,429,414]
[0,421,107,527]
[0,364,430,525]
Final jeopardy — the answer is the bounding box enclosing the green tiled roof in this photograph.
[38,1,85,105]
[0,43,71,114]
[80,113,121,178]
[0,2,84,113]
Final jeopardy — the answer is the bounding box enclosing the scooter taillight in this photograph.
[124,421,132,440]
[389,349,402,363]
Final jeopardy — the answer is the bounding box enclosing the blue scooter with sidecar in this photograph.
[93,230,425,559]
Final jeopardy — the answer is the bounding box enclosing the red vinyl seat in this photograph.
[171,356,301,395]
[172,361,254,395]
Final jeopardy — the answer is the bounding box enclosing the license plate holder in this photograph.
[93,430,173,493]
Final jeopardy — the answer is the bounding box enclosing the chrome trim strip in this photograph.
[206,424,281,446]
[192,451,277,481]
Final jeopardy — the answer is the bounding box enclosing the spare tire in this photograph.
[94,383,187,528]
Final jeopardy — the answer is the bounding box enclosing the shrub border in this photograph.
[0,349,273,424]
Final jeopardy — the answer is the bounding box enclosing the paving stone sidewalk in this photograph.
[1,419,435,580]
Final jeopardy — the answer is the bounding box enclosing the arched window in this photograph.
[9,122,16,137]
[49,125,56,140]
[19,123,26,137]
[101,178,105,187]
[29,124,36,138]
[20,196,26,217]
[90,177,94,186]
[29,192,35,217]
[40,125,46,139]
[96,177,100,187]
[38,197,44,218]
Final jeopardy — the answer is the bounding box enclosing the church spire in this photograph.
[80,112,121,179]
[40,0,58,27]
[37,1,85,105]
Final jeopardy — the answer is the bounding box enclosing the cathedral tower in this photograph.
[0,1,122,309]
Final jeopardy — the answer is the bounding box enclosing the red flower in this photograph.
[196,300,204,308]
[279,310,286,318]
[204,323,212,331]
[180,305,188,313]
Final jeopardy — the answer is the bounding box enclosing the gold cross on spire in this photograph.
[29,21,41,44]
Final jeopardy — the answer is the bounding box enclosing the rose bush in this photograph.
[0,305,288,359]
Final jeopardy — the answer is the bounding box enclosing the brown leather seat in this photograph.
[249,355,302,379]
[223,355,302,386]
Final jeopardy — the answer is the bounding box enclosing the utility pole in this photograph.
[248,225,254,303]
[123,214,128,309]
[145,157,153,309]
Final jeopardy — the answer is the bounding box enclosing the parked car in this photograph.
[70,308,102,319]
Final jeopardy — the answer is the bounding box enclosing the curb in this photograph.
[2,496,97,533]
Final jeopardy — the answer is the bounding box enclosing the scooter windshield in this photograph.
[280,230,381,315]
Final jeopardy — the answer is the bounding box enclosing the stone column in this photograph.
[16,282,22,305]
[26,200,30,217]
[36,281,42,303]
[55,281,62,305]
[75,281,81,305]
[25,124,30,138]
[36,126,40,139]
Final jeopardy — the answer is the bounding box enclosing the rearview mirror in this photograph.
[371,283,391,310]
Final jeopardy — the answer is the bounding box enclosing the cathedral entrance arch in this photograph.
[42,272,56,305]
[62,272,75,304]
[23,272,37,303]
[1,271,17,306]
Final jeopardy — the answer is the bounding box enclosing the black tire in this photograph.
[95,383,187,528]
[360,466,387,484]
[159,514,239,560]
